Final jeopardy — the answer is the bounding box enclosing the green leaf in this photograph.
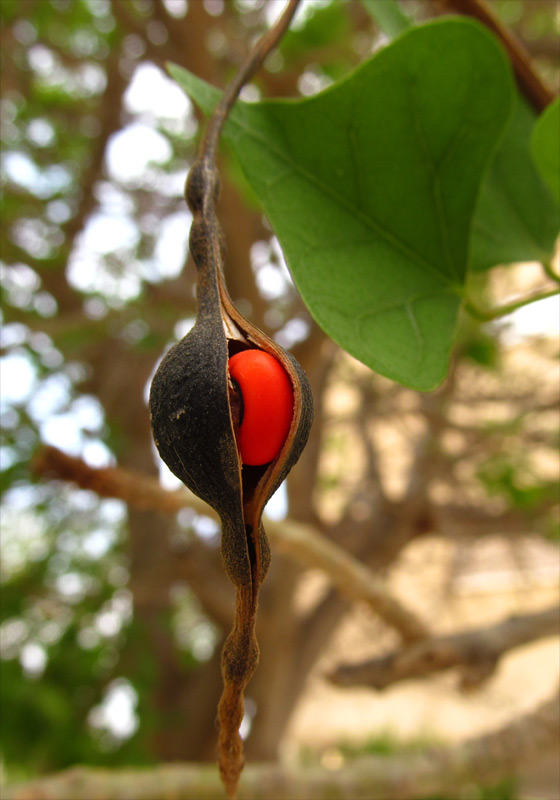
[531,97,560,205]
[471,94,560,270]
[280,1,353,82]
[169,19,513,390]
[361,0,413,38]
[281,1,350,59]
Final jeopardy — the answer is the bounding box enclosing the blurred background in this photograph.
[1,1,559,798]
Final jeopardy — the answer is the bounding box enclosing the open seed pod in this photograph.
[149,158,313,798]
[150,159,313,589]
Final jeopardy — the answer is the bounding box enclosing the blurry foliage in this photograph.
[425,780,518,800]
[335,729,442,758]
[461,330,501,370]
[478,456,560,514]
[0,0,558,786]
[300,733,518,799]
[296,728,442,768]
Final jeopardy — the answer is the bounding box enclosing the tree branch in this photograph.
[5,687,559,800]
[276,512,430,643]
[32,445,429,643]
[327,605,560,691]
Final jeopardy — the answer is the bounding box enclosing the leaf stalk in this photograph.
[464,287,560,322]
[541,260,560,285]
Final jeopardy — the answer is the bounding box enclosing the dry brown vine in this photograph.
[148,2,311,798]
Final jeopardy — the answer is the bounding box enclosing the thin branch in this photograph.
[274,514,430,643]
[32,445,429,644]
[5,687,559,800]
[199,0,301,163]
[327,606,560,691]
[464,287,560,322]
[437,0,556,112]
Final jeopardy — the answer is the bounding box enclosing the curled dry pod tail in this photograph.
[149,158,313,799]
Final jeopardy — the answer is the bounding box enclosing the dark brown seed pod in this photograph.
[149,156,313,799]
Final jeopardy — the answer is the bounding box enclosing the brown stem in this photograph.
[438,0,555,112]
[199,0,301,164]
[217,585,259,798]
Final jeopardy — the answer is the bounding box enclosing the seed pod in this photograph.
[149,156,313,799]
[150,163,313,588]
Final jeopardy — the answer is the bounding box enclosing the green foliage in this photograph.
[422,778,518,800]
[531,97,560,204]
[297,728,441,767]
[336,729,442,758]
[0,490,150,776]
[478,456,560,512]
[459,328,501,369]
[477,780,519,800]
[471,94,560,270]
[281,1,351,59]
[301,732,518,799]
[361,0,413,38]
[170,19,515,390]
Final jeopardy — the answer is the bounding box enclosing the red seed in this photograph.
[228,350,293,466]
